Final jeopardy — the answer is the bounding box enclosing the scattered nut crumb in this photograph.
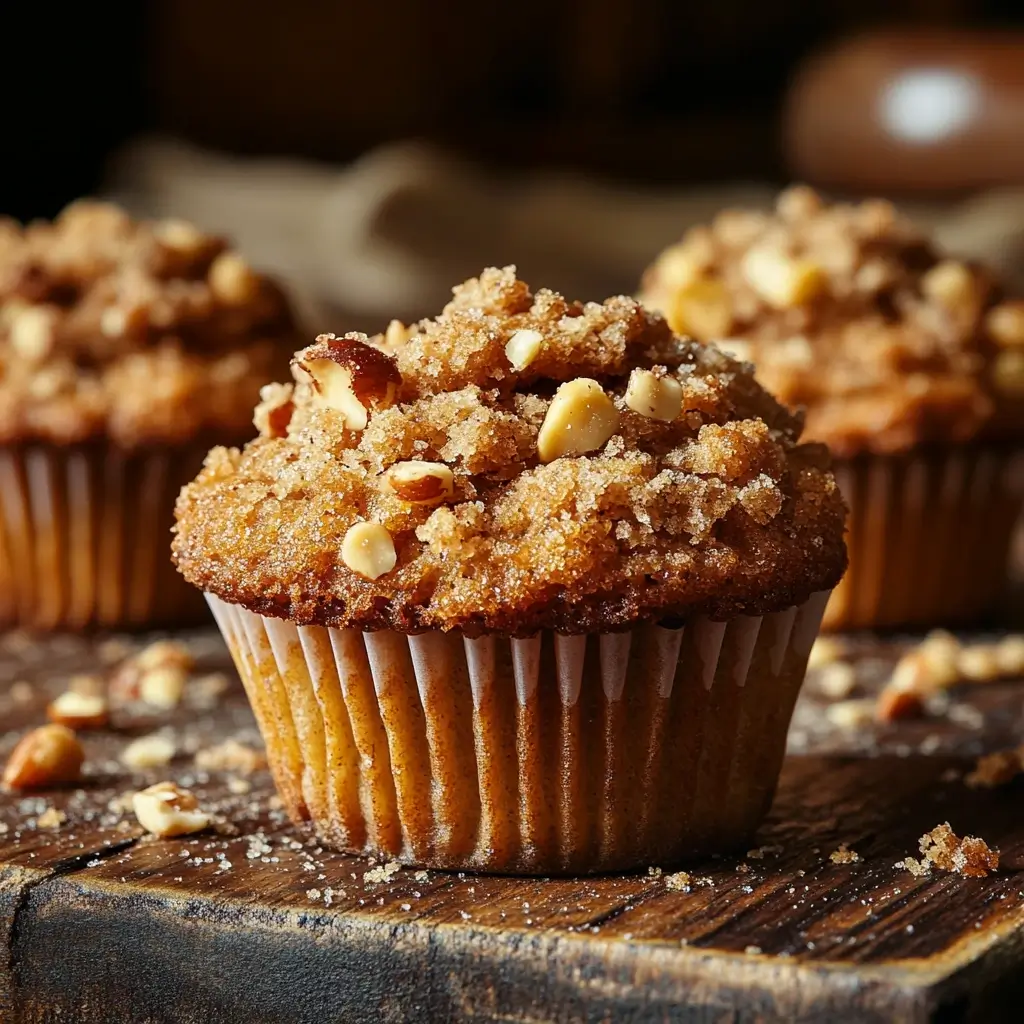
[826,699,875,729]
[902,822,1000,878]
[139,666,188,709]
[47,690,109,730]
[36,806,67,830]
[132,781,211,838]
[194,738,268,774]
[816,662,857,700]
[829,844,861,865]
[136,640,196,674]
[363,861,402,885]
[2,724,85,790]
[664,871,692,892]
[808,636,844,670]
[121,733,176,769]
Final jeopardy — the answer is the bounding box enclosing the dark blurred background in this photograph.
[4,0,1022,222]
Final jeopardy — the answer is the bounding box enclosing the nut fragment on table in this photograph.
[121,733,176,769]
[47,690,109,730]
[139,666,188,709]
[132,782,211,838]
[2,724,84,791]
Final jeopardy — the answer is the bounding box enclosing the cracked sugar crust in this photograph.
[640,187,1024,458]
[0,201,302,447]
[174,267,847,636]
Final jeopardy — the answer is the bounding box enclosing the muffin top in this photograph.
[641,187,1024,458]
[0,201,301,448]
[174,267,846,636]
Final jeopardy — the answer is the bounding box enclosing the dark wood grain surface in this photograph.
[2,630,1023,1023]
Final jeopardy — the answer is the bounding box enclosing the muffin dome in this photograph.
[640,187,1024,459]
[174,267,846,635]
[0,201,300,447]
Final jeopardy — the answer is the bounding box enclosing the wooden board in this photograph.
[2,630,1024,1023]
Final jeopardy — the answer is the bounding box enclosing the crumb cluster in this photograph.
[174,267,847,635]
[641,187,1024,457]
[0,201,301,446]
[898,822,999,878]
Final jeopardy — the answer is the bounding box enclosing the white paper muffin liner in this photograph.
[825,446,1024,631]
[0,444,209,631]
[208,590,829,874]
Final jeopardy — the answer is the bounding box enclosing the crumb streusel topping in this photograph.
[641,187,1024,458]
[0,201,301,447]
[174,267,846,635]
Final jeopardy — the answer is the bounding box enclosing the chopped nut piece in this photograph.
[154,218,205,253]
[816,662,857,700]
[195,738,267,774]
[136,639,195,674]
[826,699,875,729]
[253,382,295,438]
[987,302,1024,348]
[292,335,401,430]
[384,319,410,347]
[875,686,924,722]
[995,635,1024,676]
[132,782,211,838]
[741,248,824,309]
[10,306,56,363]
[2,724,84,790]
[121,734,176,769]
[537,378,619,463]
[667,278,733,338]
[386,461,455,505]
[921,260,978,310]
[139,666,188,709]
[47,691,109,730]
[36,806,67,830]
[341,522,397,580]
[916,631,962,688]
[624,369,683,421]
[958,644,1002,682]
[209,252,261,305]
[505,328,543,371]
[808,635,844,670]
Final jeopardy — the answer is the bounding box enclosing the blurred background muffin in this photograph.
[0,202,302,630]
[640,188,1024,630]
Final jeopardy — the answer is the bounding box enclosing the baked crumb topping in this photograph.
[640,187,1024,457]
[897,822,999,878]
[174,267,847,635]
[0,201,301,446]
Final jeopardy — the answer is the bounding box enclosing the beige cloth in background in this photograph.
[106,137,1024,333]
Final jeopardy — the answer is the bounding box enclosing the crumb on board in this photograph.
[194,738,268,774]
[363,860,402,885]
[829,844,861,865]
[36,806,66,829]
[966,747,1024,789]
[664,871,692,892]
[898,822,999,878]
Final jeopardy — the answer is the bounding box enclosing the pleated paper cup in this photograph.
[824,446,1024,632]
[208,590,829,874]
[0,443,210,631]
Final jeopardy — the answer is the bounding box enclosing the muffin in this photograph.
[174,267,846,874]
[641,188,1024,631]
[0,201,302,630]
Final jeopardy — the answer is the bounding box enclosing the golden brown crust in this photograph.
[174,267,847,635]
[0,201,302,447]
[640,187,1024,458]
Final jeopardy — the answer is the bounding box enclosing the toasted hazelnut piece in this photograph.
[825,699,875,729]
[776,186,824,220]
[667,278,734,338]
[537,378,620,463]
[253,382,295,438]
[292,335,402,430]
[209,251,261,305]
[386,461,455,504]
[992,350,1024,396]
[625,369,683,422]
[921,260,977,310]
[140,666,188,709]
[341,522,397,580]
[3,724,84,790]
[987,302,1024,348]
[132,781,211,838]
[47,691,109,730]
[995,635,1024,676]
[505,328,544,371]
[958,644,1002,683]
[875,686,925,722]
[10,306,57,363]
[153,218,205,254]
[121,733,176,770]
[136,639,195,674]
[741,247,825,309]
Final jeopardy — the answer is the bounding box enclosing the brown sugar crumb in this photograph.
[965,747,1024,789]
[904,822,1000,878]
[896,857,932,877]
[829,844,861,865]
[640,188,1020,458]
[664,871,692,891]
[0,201,301,447]
[194,738,268,775]
[174,267,847,636]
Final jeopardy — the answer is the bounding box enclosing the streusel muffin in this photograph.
[174,267,846,874]
[0,201,301,630]
[641,188,1024,631]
